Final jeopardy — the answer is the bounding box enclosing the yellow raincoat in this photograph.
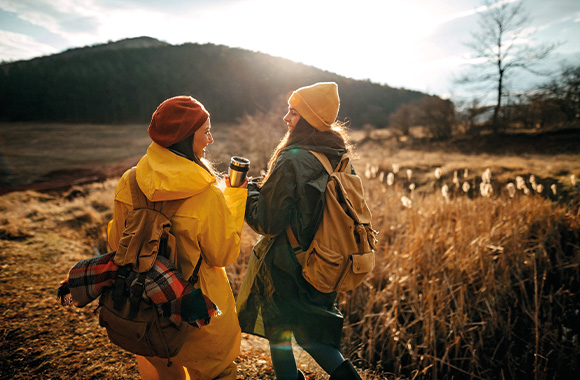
[108,142,246,380]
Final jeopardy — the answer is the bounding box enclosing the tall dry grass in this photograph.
[5,118,577,379]
[220,119,580,378]
[338,175,580,379]
[225,153,579,379]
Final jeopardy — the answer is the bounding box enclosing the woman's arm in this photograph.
[196,187,247,267]
[245,157,298,236]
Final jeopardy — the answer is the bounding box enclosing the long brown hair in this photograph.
[194,156,218,177]
[260,117,353,186]
[168,133,219,178]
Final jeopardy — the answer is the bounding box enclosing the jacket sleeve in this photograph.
[245,157,298,236]
[197,186,247,267]
[223,186,247,232]
[107,200,131,251]
[107,172,132,251]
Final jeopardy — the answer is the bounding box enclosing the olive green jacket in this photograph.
[236,144,350,347]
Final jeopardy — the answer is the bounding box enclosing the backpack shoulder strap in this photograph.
[309,150,333,174]
[128,168,148,210]
[158,196,186,220]
[308,150,350,174]
[286,225,300,251]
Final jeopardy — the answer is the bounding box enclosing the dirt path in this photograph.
[0,185,331,380]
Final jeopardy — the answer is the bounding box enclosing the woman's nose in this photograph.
[208,132,214,144]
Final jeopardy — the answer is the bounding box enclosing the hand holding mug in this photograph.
[228,156,250,188]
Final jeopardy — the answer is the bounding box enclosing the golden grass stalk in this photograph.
[340,180,580,379]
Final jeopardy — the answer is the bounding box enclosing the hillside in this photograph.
[0,37,425,127]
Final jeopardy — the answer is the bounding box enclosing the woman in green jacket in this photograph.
[236,82,362,380]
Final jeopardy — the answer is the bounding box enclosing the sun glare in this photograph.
[166,0,459,90]
[0,0,485,93]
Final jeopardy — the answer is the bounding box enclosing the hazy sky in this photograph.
[0,0,578,99]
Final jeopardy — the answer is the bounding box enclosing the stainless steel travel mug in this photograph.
[229,156,250,187]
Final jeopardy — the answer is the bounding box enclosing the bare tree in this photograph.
[460,0,556,132]
[456,98,491,135]
[388,96,456,140]
[388,103,415,138]
[541,64,580,123]
[415,96,456,139]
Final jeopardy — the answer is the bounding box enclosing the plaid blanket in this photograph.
[57,252,220,328]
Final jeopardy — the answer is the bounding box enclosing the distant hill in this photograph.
[57,36,171,56]
[0,37,426,127]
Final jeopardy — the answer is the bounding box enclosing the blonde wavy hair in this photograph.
[260,117,353,186]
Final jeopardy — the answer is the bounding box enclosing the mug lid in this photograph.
[231,156,250,167]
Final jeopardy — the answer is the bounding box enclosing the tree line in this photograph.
[0,39,424,127]
[388,0,579,140]
[387,63,579,141]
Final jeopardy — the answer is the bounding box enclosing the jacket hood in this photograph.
[136,142,216,202]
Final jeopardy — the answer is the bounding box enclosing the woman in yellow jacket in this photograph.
[108,96,247,380]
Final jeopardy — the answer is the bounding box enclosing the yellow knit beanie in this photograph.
[288,82,340,131]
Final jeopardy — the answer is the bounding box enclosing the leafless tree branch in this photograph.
[456,0,556,132]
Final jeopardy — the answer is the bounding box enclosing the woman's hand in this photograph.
[225,175,250,189]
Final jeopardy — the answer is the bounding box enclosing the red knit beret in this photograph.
[148,96,210,147]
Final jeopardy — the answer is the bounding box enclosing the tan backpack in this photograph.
[287,151,377,293]
[98,168,194,363]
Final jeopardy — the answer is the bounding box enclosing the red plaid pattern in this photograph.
[57,252,219,327]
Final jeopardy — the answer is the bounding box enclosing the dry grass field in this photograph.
[0,123,151,192]
[1,121,579,379]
